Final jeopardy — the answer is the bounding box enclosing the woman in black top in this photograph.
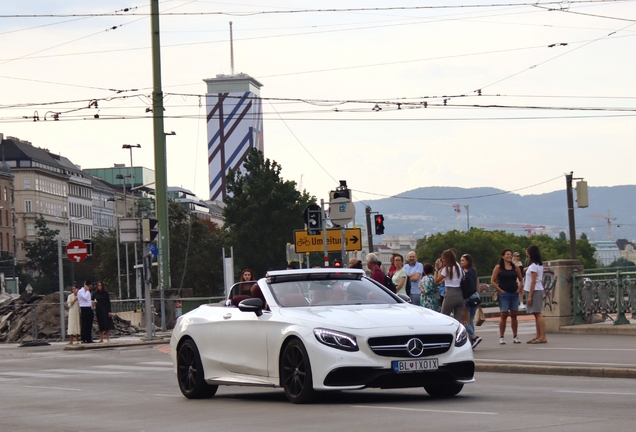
[491,249,523,345]
[94,281,115,343]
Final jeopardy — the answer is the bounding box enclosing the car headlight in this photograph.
[314,328,359,352]
[455,324,468,347]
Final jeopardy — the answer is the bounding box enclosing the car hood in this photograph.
[277,304,456,330]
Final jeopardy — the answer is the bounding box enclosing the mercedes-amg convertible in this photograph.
[170,268,474,403]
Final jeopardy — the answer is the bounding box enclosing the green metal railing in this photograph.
[572,269,636,325]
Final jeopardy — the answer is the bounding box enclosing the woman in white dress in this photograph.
[67,285,81,344]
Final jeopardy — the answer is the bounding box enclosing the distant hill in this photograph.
[353,185,636,241]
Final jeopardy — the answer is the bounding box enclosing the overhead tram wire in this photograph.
[350,175,564,201]
[0,1,625,18]
[469,20,636,94]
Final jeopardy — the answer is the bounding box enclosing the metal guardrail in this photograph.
[572,269,636,325]
[111,297,224,315]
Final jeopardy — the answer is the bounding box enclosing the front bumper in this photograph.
[323,360,475,388]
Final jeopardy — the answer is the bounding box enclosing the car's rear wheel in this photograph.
[280,339,316,404]
[177,339,218,399]
[424,382,464,398]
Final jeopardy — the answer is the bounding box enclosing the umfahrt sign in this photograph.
[66,240,88,263]
[294,228,362,253]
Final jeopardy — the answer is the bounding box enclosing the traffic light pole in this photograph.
[143,242,154,340]
[321,199,328,267]
[566,172,577,260]
[365,206,374,254]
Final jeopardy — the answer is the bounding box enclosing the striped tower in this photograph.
[204,73,264,201]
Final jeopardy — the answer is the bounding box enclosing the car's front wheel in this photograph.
[280,339,316,404]
[177,339,218,399]
[424,382,464,398]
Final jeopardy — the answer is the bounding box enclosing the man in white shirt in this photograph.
[77,281,94,343]
[404,251,423,305]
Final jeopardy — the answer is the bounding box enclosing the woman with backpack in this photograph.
[491,248,524,344]
[391,253,408,296]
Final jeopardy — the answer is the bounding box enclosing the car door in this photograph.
[212,307,271,377]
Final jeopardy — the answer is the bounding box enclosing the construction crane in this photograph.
[480,223,546,237]
[589,210,617,239]
[429,201,469,231]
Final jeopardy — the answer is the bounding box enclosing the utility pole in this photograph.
[565,172,577,259]
[150,0,171,297]
[365,206,374,254]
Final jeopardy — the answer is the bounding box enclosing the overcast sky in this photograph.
[1,0,635,205]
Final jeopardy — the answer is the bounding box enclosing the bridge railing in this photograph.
[572,269,636,325]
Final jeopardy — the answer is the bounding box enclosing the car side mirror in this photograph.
[238,298,264,316]
[397,294,412,303]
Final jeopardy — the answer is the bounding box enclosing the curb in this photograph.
[558,325,636,335]
[63,338,170,350]
[475,363,636,379]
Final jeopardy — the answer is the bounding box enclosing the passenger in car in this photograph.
[238,269,256,295]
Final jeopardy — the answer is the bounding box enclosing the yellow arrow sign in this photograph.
[294,228,362,253]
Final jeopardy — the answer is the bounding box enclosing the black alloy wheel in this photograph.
[177,339,218,399]
[424,382,464,398]
[280,339,316,404]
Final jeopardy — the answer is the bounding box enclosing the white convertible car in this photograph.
[170,268,474,403]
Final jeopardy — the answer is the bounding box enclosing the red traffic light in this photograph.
[375,214,385,235]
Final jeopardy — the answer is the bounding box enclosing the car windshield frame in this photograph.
[268,276,400,307]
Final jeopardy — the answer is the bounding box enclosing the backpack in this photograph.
[405,276,411,293]
[384,274,397,293]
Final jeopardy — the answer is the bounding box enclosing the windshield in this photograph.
[269,278,399,307]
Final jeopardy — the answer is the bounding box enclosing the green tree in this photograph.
[168,201,224,296]
[22,216,62,293]
[223,148,315,278]
[415,228,597,276]
[90,201,225,297]
[607,257,636,268]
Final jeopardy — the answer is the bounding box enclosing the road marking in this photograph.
[23,385,81,392]
[42,369,130,375]
[477,359,636,367]
[0,372,67,379]
[535,348,636,352]
[139,361,173,366]
[152,393,182,398]
[557,390,636,396]
[353,405,497,415]
[94,365,173,372]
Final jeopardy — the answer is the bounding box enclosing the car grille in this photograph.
[367,334,453,358]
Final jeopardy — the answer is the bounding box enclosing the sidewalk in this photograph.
[472,315,636,379]
[61,332,171,350]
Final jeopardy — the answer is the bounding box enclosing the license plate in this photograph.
[392,359,438,373]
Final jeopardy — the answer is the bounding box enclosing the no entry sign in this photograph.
[66,240,88,263]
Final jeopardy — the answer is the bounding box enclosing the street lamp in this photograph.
[122,144,141,216]
[122,144,141,301]
[107,197,124,299]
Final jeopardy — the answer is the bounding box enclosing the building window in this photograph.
[3,186,6,201]
[25,200,32,212]
[27,223,35,236]
[24,178,31,190]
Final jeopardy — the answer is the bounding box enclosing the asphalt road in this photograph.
[0,342,634,432]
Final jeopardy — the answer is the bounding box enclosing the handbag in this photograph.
[460,268,477,299]
[466,292,481,307]
[492,290,499,302]
[475,306,486,326]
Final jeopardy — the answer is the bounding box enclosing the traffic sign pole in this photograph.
[321,199,328,267]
